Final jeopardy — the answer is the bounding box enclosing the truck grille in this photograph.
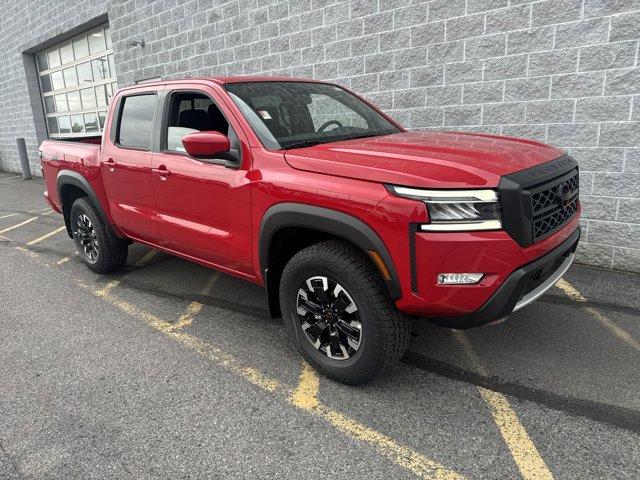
[529,171,579,242]
[499,155,579,248]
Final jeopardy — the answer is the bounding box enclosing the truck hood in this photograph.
[283,131,565,188]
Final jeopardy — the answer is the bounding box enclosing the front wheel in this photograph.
[70,197,128,274]
[280,241,410,385]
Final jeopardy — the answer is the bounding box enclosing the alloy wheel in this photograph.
[75,214,99,262]
[295,276,362,360]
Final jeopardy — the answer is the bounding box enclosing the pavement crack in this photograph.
[0,438,24,480]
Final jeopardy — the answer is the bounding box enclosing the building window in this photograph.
[35,25,117,138]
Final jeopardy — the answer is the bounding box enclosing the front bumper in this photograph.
[430,227,580,329]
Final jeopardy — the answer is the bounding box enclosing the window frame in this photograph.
[112,92,159,152]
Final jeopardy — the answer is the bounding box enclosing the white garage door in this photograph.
[35,24,117,139]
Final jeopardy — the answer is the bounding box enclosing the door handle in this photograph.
[152,165,171,180]
[105,158,116,172]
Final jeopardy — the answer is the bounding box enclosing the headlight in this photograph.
[386,186,502,232]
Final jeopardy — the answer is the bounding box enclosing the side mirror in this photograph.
[182,131,231,159]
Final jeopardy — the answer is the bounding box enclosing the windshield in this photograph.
[224,81,401,149]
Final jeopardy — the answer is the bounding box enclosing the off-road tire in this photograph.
[280,240,410,385]
[70,197,128,274]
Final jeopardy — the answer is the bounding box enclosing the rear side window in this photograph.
[117,94,156,149]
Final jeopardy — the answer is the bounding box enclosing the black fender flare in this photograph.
[259,203,402,301]
[56,170,123,243]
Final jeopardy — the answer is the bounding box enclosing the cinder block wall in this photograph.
[1,0,639,271]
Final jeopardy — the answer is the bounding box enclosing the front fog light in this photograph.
[437,273,484,285]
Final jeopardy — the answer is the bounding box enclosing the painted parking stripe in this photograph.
[0,213,20,219]
[556,279,640,351]
[26,225,66,246]
[169,273,220,332]
[0,217,38,234]
[454,332,554,480]
[85,276,463,480]
[133,249,158,267]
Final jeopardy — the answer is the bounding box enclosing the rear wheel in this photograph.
[70,197,128,273]
[280,240,410,385]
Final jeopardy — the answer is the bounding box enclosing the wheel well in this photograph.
[59,184,88,237]
[265,226,375,318]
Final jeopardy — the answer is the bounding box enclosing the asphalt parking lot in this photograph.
[1,171,639,479]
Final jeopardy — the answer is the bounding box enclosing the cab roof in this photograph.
[118,76,329,92]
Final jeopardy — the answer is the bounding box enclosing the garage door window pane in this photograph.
[88,30,106,54]
[81,88,97,109]
[84,113,99,132]
[63,67,78,87]
[67,91,81,111]
[77,62,93,84]
[73,37,89,58]
[54,94,68,112]
[60,43,74,65]
[70,114,84,133]
[43,96,55,113]
[47,49,60,68]
[40,74,52,93]
[51,71,65,90]
[92,57,109,81]
[105,27,112,49]
[96,85,109,107]
[98,111,107,129]
[117,95,156,149]
[36,52,48,71]
[58,116,71,133]
[46,117,59,134]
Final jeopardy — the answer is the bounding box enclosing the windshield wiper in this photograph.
[283,140,326,150]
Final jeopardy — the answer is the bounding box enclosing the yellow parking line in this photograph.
[134,249,158,267]
[57,256,72,265]
[169,273,220,332]
[454,332,553,480]
[0,216,38,234]
[86,272,462,480]
[26,225,66,246]
[556,279,640,351]
[291,361,320,410]
[0,213,20,219]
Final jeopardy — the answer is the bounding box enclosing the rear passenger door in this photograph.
[102,88,162,243]
[151,88,253,277]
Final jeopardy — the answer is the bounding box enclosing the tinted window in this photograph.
[117,94,156,149]
[225,81,400,150]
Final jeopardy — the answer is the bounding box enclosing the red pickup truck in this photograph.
[40,77,580,384]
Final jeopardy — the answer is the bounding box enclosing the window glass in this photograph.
[40,74,52,93]
[63,67,78,88]
[92,57,109,81]
[67,91,81,111]
[36,52,48,71]
[117,95,156,149]
[58,116,71,133]
[70,114,84,133]
[59,43,74,64]
[54,94,68,112]
[88,30,106,54]
[105,27,112,49]
[47,117,59,134]
[96,85,109,107]
[47,49,60,68]
[51,71,65,90]
[81,88,97,109]
[225,82,399,150]
[73,37,89,58]
[108,54,116,78]
[165,92,230,152]
[84,113,99,132]
[98,111,107,129]
[77,62,93,84]
[44,96,56,113]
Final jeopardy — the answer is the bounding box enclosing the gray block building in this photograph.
[0,0,639,271]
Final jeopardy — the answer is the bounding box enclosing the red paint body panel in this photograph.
[39,76,581,324]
